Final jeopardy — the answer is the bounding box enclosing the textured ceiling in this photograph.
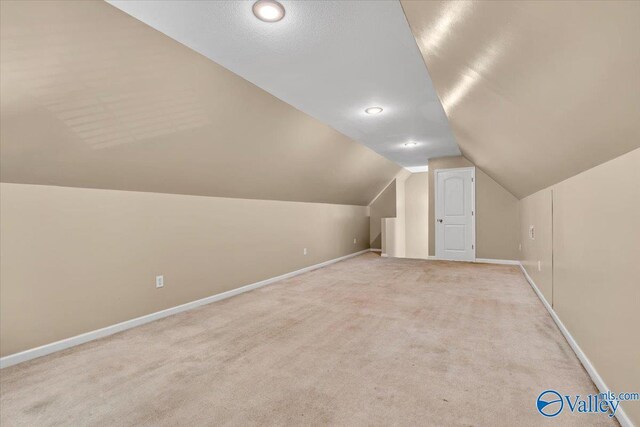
[106,0,460,168]
[402,0,640,198]
[0,0,401,205]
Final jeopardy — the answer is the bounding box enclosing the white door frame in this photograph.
[434,167,476,261]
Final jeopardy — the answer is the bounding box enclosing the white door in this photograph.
[435,167,475,261]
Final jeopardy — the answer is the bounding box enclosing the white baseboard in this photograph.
[519,264,634,427]
[426,256,519,266]
[0,249,372,369]
[370,248,382,253]
[474,258,520,265]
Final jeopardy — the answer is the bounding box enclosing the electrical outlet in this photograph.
[303,248,307,255]
[156,275,164,288]
[353,238,357,244]
[529,225,535,240]
[537,261,541,272]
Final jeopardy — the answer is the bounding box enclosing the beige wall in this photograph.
[378,170,428,259]
[519,189,553,303]
[427,156,519,259]
[369,180,396,249]
[404,172,429,259]
[389,170,411,258]
[0,183,371,356]
[519,148,640,424]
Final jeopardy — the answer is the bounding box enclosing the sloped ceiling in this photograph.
[0,0,401,206]
[402,0,640,198]
[106,0,460,168]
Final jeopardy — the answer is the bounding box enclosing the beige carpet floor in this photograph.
[0,253,616,426]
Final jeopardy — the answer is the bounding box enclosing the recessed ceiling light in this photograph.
[253,0,285,22]
[404,142,418,147]
[364,107,383,115]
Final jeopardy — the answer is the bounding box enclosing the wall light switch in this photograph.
[303,248,308,255]
[353,238,357,244]
[537,261,541,272]
[156,275,164,288]
[519,243,522,251]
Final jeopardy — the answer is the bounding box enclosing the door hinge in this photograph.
[472,244,474,249]
[472,210,474,216]
[471,178,474,182]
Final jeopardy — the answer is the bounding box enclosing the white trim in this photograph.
[519,264,634,427]
[425,256,519,266]
[404,165,428,173]
[380,253,388,257]
[474,258,520,265]
[432,166,476,174]
[370,248,382,253]
[0,249,372,369]
[434,167,476,261]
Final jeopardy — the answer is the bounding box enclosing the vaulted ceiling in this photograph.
[2,0,638,203]
[401,0,640,198]
[106,0,460,167]
[0,0,401,205]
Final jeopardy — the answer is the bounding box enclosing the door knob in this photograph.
[437,219,443,223]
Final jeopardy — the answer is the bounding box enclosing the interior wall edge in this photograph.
[0,182,372,209]
[460,153,519,200]
[516,146,640,201]
[369,179,397,250]
[367,178,397,207]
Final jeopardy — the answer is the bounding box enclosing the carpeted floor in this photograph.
[0,253,616,426]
